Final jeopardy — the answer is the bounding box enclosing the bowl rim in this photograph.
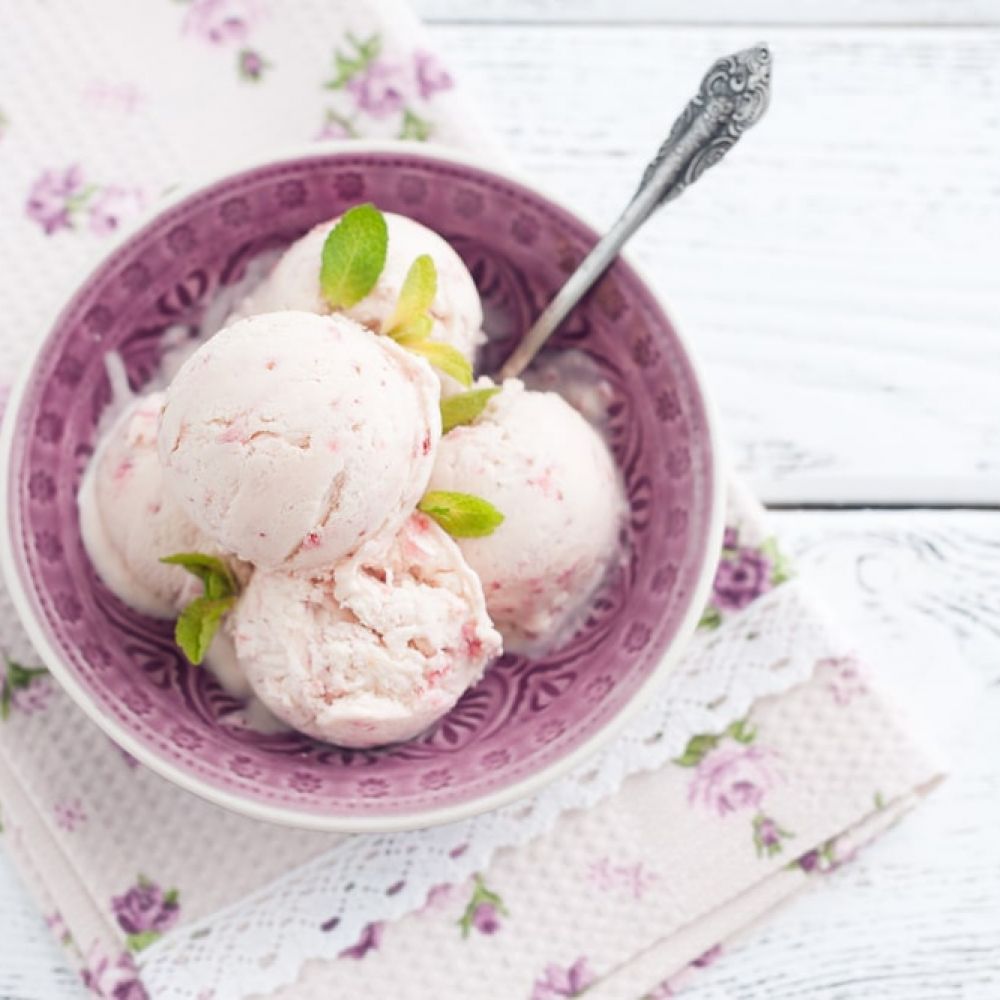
[0,139,726,832]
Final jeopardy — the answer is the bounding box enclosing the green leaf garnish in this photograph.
[160,552,240,664]
[385,254,437,335]
[440,387,500,434]
[391,315,434,345]
[320,203,388,309]
[405,340,473,387]
[418,491,504,538]
[160,553,236,599]
[175,597,236,666]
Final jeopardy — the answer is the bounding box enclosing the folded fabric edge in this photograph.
[0,745,136,998]
[587,775,944,1000]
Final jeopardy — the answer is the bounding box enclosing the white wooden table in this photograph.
[3,2,999,996]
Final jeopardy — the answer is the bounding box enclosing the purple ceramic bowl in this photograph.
[0,143,723,831]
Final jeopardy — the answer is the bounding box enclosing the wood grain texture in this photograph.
[426,22,1000,503]
[415,0,1000,26]
[1,510,998,996]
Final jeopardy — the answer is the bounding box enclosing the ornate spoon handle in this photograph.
[498,44,772,380]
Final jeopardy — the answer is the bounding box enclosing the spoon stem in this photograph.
[498,43,772,381]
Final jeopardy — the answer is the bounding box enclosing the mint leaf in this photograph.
[440,387,500,434]
[175,596,235,666]
[405,340,473,387]
[160,553,236,599]
[320,203,388,309]
[418,491,503,538]
[385,255,437,335]
[390,315,434,346]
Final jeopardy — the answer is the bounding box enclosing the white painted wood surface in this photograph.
[423,18,1000,504]
[2,510,998,998]
[418,0,1000,26]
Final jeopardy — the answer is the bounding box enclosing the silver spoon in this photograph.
[498,43,773,380]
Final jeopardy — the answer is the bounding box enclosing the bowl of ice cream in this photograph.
[0,143,723,831]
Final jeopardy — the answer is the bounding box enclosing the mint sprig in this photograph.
[405,340,473,387]
[385,254,436,336]
[418,490,504,538]
[440,386,500,433]
[160,553,240,665]
[320,203,388,309]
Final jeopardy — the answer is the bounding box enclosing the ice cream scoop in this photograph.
[79,392,212,618]
[428,380,625,652]
[158,310,441,571]
[232,511,502,748]
[229,211,483,378]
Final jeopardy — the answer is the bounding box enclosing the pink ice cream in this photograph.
[158,311,441,572]
[232,512,502,748]
[229,211,483,384]
[79,392,212,618]
[428,380,625,653]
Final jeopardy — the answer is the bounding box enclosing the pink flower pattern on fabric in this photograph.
[54,798,88,832]
[688,744,781,817]
[819,655,869,706]
[81,945,149,1000]
[25,167,144,238]
[531,957,595,999]
[319,31,453,142]
[587,857,659,900]
[182,0,263,46]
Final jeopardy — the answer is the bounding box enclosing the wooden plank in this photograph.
[1,510,997,997]
[414,0,1000,26]
[429,24,1000,504]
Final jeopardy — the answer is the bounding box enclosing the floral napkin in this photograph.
[0,2,942,998]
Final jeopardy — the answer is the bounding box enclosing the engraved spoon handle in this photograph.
[498,43,772,381]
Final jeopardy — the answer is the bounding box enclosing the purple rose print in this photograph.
[26,165,88,234]
[82,946,149,1000]
[348,59,408,118]
[713,546,772,612]
[322,32,445,141]
[752,812,794,858]
[1,657,50,720]
[531,957,596,999]
[338,921,383,960]
[688,744,781,817]
[87,186,144,237]
[458,875,507,937]
[238,48,269,82]
[182,0,262,46]
[413,50,453,99]
[699,532,792,628]
[472,903,501,934]
[112,875,180,952]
